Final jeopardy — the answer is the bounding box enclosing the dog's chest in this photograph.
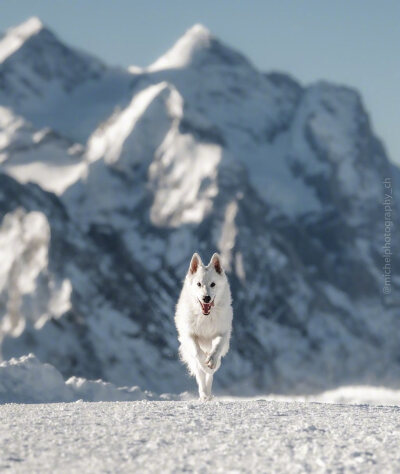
[190,313,220,339]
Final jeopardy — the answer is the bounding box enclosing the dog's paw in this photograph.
[205,354,217,370]
[199,394,213,402]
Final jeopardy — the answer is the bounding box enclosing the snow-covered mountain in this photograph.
[0,19,398,394]
[0,17,134,142]
[0,106,85,193]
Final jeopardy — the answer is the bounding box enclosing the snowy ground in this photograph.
[1,355,400,472]
[1,400,400,473]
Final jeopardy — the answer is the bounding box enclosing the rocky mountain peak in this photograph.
[149,23,251,72]
[6,16,44,39]
[0,16,45,62]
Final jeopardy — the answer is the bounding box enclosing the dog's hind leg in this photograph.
[205,373,213,399]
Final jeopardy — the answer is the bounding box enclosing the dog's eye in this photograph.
[197,282,201,287]
[210,282,216,287]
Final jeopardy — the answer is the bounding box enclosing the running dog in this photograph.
[175,253,233,400]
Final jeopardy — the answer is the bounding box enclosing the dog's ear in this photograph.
[209,253,223,275]
[189,253,202,274]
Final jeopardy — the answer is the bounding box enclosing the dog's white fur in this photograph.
[175,252,232,400]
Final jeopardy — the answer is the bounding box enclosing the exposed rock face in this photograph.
[0,20,398,394]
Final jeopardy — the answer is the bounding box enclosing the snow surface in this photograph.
[1,355,400,472]
[1,400,400,473]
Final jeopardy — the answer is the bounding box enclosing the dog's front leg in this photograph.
[185,335,210,400]
[188,335,200,357]
[205,334,226,370]
[185,334,206,362]
[194,365,209,401]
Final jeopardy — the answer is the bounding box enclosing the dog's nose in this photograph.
[203,295,211,303]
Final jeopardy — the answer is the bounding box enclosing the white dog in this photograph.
[175,252,233,400]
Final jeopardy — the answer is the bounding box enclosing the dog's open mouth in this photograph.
[199,299,214,315]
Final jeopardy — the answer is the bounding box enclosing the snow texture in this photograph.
[1,399,400,473]
[1,355,400,472]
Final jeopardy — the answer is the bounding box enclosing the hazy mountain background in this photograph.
[0,18,398,395]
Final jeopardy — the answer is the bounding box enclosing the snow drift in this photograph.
[1,354,399,406]
[0,354,152,403]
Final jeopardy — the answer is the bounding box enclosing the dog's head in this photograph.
[186,252,226,315]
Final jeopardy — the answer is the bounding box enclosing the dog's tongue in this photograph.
[202,300,214,314]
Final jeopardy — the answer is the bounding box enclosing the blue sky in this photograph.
[1,0,399,164]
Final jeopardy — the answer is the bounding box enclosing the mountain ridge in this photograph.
[0,18,398,394]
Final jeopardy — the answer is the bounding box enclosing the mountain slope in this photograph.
[0,106,85,193]
[0,17,134,142]
[0,20,399,394]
